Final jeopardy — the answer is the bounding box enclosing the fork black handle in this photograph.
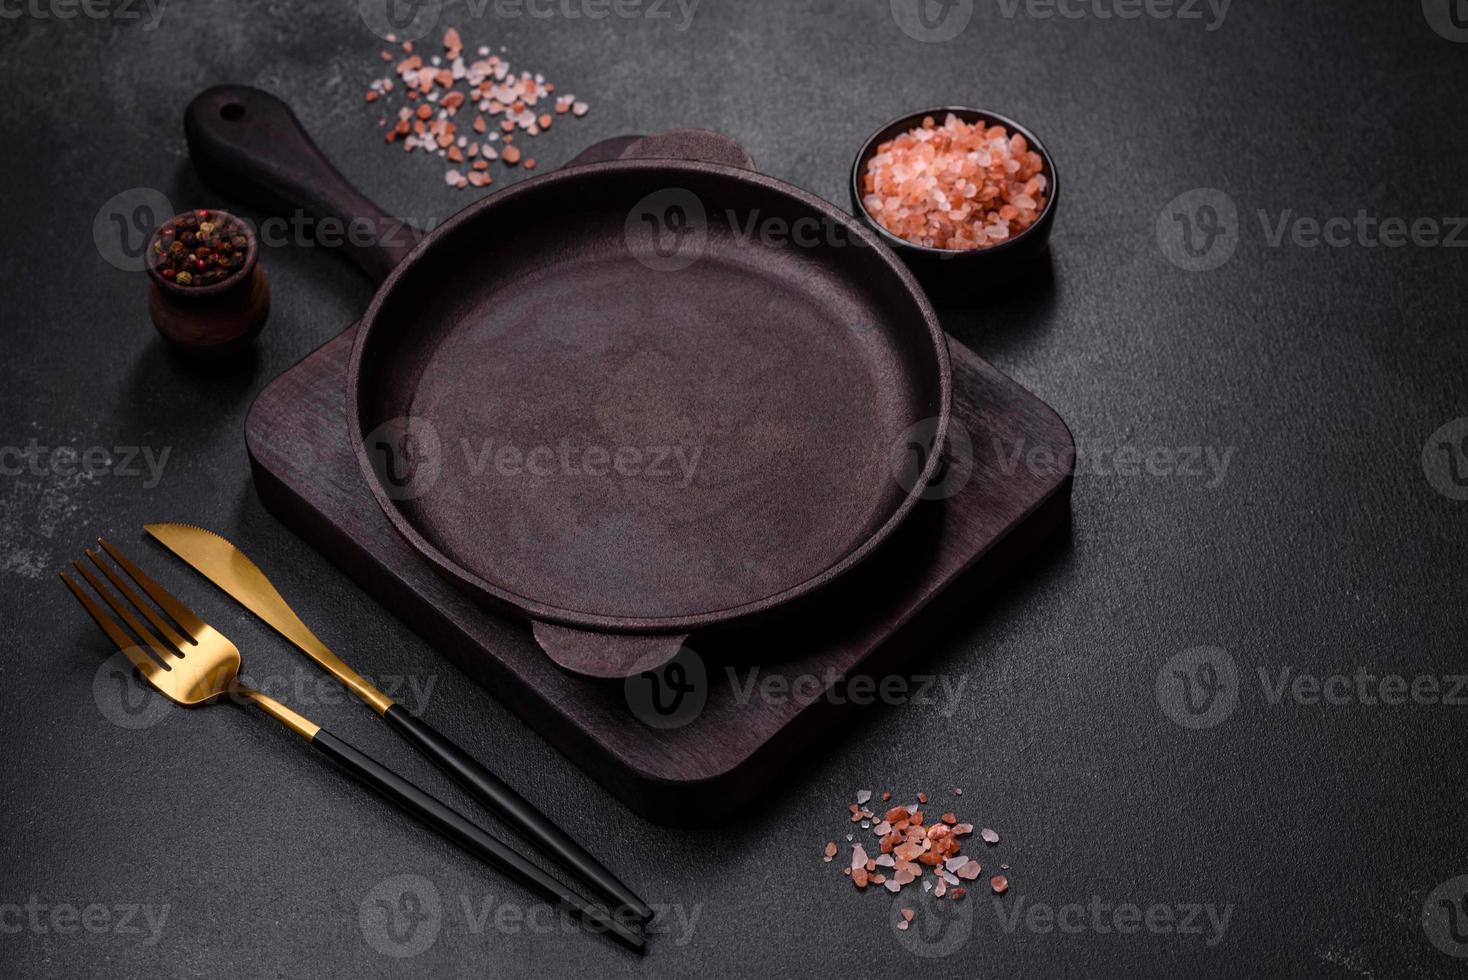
[310,728,645,954]
[381,705,656,926]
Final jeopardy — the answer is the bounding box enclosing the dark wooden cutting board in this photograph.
[245,327,1072,825]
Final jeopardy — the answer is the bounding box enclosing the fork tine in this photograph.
[97,537,207,639]
[86,548,192,653]
[71,560,180,668]
[60,572,167,684]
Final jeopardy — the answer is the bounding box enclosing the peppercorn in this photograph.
[148,209,252,288]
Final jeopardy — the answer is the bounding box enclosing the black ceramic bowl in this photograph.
[850,106,1058,301]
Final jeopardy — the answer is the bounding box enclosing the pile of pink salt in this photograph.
[861,113,1048,251]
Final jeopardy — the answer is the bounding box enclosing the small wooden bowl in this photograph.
[850,107,1059,302]
[146,210,270,358]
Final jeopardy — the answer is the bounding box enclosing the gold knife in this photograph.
[145,523,392,713]
[142,522,653,925]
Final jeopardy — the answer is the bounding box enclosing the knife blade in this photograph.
[143,522,394,714]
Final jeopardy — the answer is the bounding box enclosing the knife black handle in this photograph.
[382,704,655,926]
[311,728,644,953]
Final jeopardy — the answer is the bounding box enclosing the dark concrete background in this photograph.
[2,0,1466,977]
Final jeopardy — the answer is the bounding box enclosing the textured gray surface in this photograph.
[2,1,1467,977]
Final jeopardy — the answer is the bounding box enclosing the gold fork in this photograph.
[60,538,645,953]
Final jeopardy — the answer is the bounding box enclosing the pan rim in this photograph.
[348,157,952,634]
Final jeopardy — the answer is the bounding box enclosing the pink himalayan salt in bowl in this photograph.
[861,112,1049,251]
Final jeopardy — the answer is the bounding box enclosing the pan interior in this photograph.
[358,165,945,623]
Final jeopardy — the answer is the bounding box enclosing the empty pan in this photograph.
[186,86,951,679]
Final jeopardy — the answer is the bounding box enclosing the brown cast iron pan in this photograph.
[186,86,951,680]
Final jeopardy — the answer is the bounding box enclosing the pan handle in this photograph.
[618,129,756,170]
[532,621,690,680]
[184,85,420,284]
